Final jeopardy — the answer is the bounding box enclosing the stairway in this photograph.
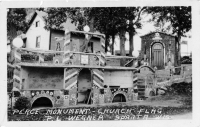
[137,78,146,100]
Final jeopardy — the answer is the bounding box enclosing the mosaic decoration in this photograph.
[98,89,104,104]
[64,90,69,95]
[63,90,69,107]
[53,54,63,64]
[93,84,100,89]
[110,88,128,94]
[127,88,133,101]
[14,49,21,63]
[92,69,104,89]
[39,53,44,63]
[13,65,21,89]
[69,84,77,106]
[54,91,64,107]
[31,92,55,107]
[31,90,54,98]
[111,90,128,102]
[90,55,99,66]
[92,86,100,104]
[95,51,106,66]
[64,68,79,89]
[64,95,69,99]
[100,37,105,53]
[104,88,112,103]
[133,73,138,84]
[24,91,31,98]
[63,32,72,64]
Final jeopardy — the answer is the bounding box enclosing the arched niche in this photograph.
[112,91,127,103]
[77,68,93,104]
[31,97,53,108]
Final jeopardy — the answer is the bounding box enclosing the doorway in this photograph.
[151,43,164,69]
[77,69,92,104]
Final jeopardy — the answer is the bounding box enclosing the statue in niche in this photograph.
[56,42,61,51]
[80,34,92,53]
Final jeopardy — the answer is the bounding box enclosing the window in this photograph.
[36,21,40,27]
[36,36,41,48]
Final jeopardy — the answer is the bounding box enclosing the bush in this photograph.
[181,56,192,64]
[14,96,31,110]
[170,82,192,96]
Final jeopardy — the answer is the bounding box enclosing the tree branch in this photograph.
[133,7,146,25]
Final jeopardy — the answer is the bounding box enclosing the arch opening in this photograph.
[77,68,92,105]
[112,94,126,103]
[151,42,164,69]
[32,97,53,109]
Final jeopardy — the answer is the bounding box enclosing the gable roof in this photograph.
[140,31,175,38]
[28,10,47,26]
[25,10,47,33]
[26,10,77,33]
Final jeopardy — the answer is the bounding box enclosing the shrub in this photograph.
[14,96,31,110]
[170,82,192,96]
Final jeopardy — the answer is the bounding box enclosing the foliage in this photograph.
[166,82,192,96]
[7,8,29,40]
[125,7,145,56]
[146,6,191,37]
[181,56,192,64]
[14,96,31,110]
[43,8,70,30]
[21,54,39,62]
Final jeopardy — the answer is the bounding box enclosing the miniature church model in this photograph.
[140,32,177,70]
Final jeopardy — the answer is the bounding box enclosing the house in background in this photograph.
[25,10,76,50]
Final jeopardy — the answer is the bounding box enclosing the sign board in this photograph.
[81,55,89,64]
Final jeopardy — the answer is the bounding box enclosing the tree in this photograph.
[43,8,70,30]
[146,6,191,68]
[7,8,29,41]
[126,7,145,56]
[7,8,29,64]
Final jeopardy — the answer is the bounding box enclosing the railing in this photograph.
[105,55,137,67]
[134,65,192,90]
[17,48,106,66]
[154,65,192,88]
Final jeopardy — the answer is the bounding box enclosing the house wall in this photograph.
[71,34,102,53]
[140,33,176,68]
[21,67,64,90]
[50,30,65,51]
[26,15,50,50]
[90,37,101,53]
[104,70,133,88]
